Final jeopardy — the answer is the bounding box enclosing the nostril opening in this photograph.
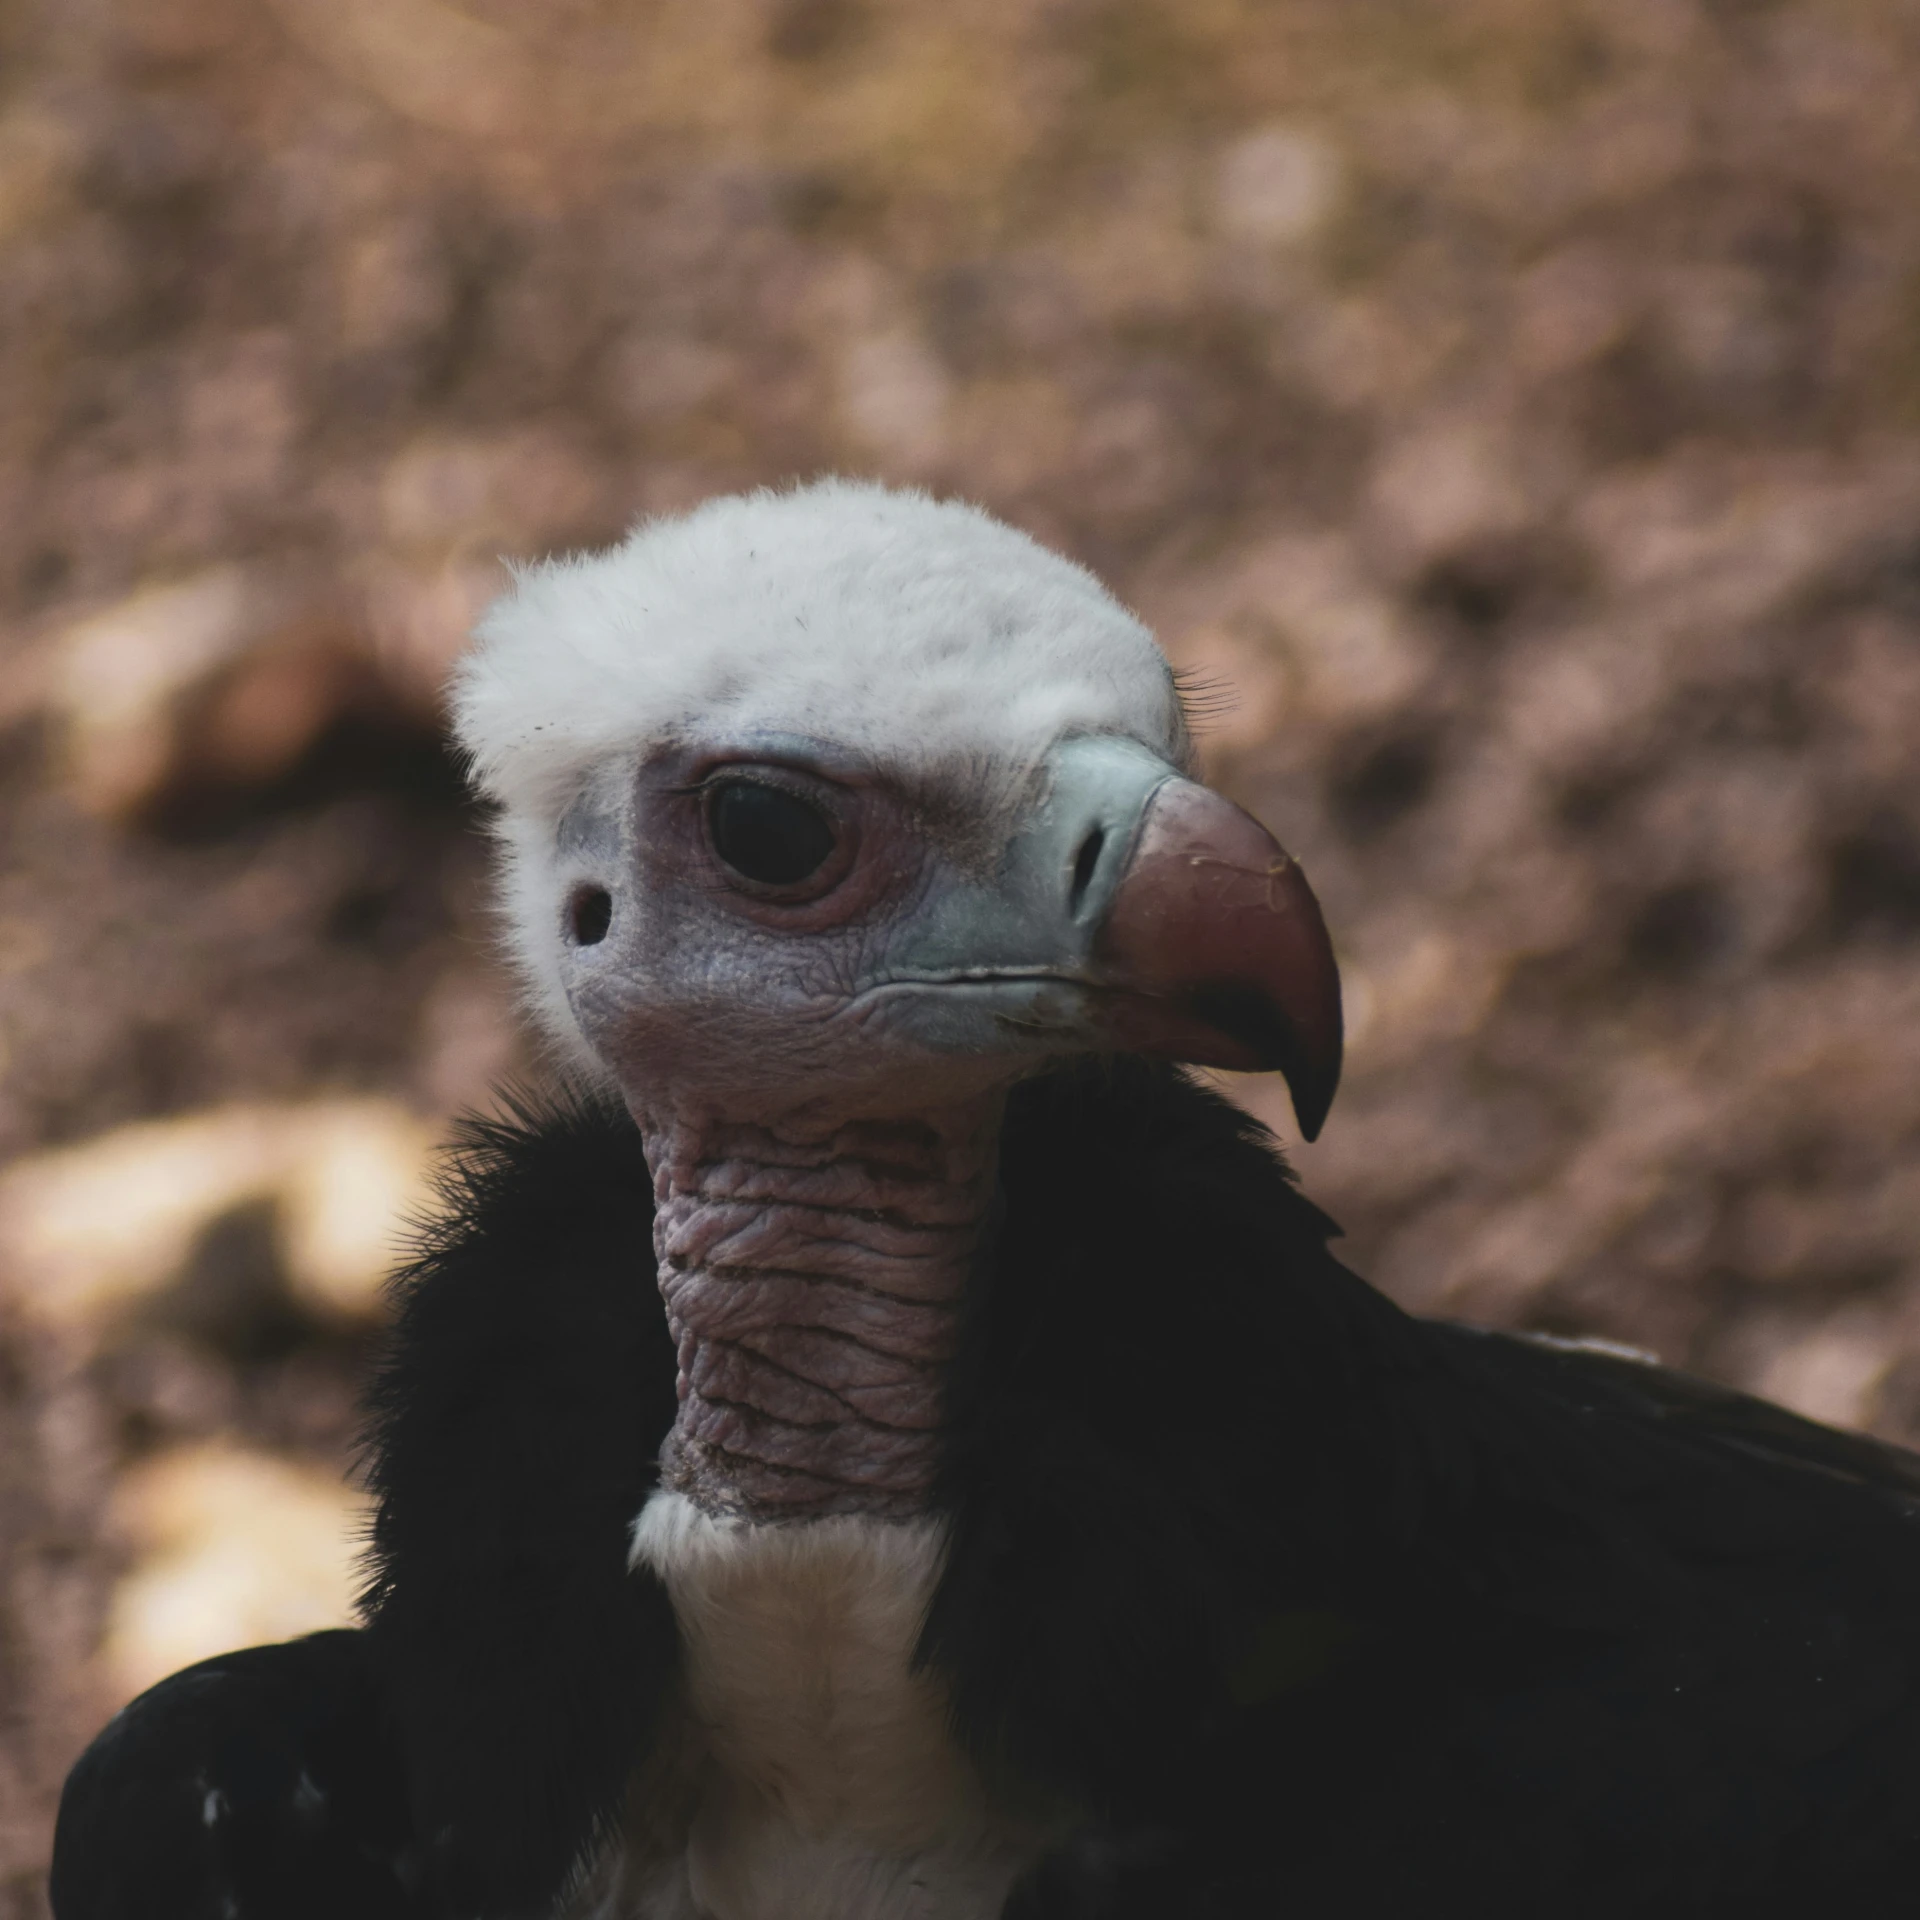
[568,885,613,946]
[1068,827,1106,916]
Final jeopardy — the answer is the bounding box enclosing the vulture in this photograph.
[51,481,1920,1919]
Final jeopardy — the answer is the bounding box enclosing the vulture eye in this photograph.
[707,779,838,889]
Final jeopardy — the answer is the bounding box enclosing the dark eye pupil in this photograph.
[708,781,837,887]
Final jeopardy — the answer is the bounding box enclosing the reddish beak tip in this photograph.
[1094,779,1344,1139]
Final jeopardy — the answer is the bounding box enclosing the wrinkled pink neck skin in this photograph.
[635,1090,1004,1523]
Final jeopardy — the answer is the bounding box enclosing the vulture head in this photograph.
[453,480,1341,1520]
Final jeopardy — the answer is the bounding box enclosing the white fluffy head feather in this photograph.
[451,480,1189,1070]
[452,478,1187,829]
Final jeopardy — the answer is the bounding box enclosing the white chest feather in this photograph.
[582,1490,1048,1920]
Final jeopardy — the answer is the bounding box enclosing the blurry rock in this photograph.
[278,1104,437,1321]
[0,102,81,248]
[105,1338,241,1444]
[103,1442,366,1703]
[0,1100,435,1336]
[262,0,553,145]
[362,554,505,721]
[184,627,379,793]
[1370,418,1540,569]
[838,332,953,469]
[262,0,719,147]
[607,332,738,428]
[43,570,434,824]
[1513,241,1636,378]
[1340,928,1504,1071]
[1294,295,1409,410]
[1214,126,1343,248]
[1754,1307,1895,1433]
[336,215,456,359]
[1235,534,1433,727]
[112,0,251,66]
[51,569,264,819]
[414,969,520,1117]
[177,332,303,504]
[379,429,604,554]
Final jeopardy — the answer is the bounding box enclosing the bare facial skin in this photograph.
[554,735,1339,1522]
[562,745,1028,1522]
[644,1097,1001,1521]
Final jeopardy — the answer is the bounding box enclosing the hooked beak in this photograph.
[884,737,1344,1139]
[1090,775,1343,1139]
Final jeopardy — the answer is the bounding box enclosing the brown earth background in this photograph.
[4,0,1920,1906]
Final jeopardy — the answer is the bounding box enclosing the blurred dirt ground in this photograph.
[5,0,1920,1906]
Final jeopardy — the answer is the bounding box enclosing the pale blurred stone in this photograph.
[178,331,302,500]
[263,0,760,147]
[43,563,410,818]
[189,632,368,789]
[51,569,262,817]
[1499,629,1668,766]
[838,332,952,468]
[1756,1309,1895,1433]
[110,0,250,63]
[0,102,80,245]
[1340,930,1504,1072]
[1058,156,1206,319]
[363,553,505,718]
[0,1100,436,1334]
[948,376,1079,499]
[104,1444,367,1703]
[415,969,520,1117]
[609,332,737,427]
[1370,418,1534,566]
[1249,534,1433,724]
[336,217,454,356]
[379,430,603,553]
[1294,297,1421,410]
[1657,263,1791,386]
[279,1106,439,1320]
[1513,241,1635,378]
[1214,126,1342,248]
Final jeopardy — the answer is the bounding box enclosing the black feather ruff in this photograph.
[55,1061,1920,1918]
[358,1088,679,1914]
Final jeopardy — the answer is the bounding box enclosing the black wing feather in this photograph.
[50,1630,418,1919]
[961,1062,1920,1918]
